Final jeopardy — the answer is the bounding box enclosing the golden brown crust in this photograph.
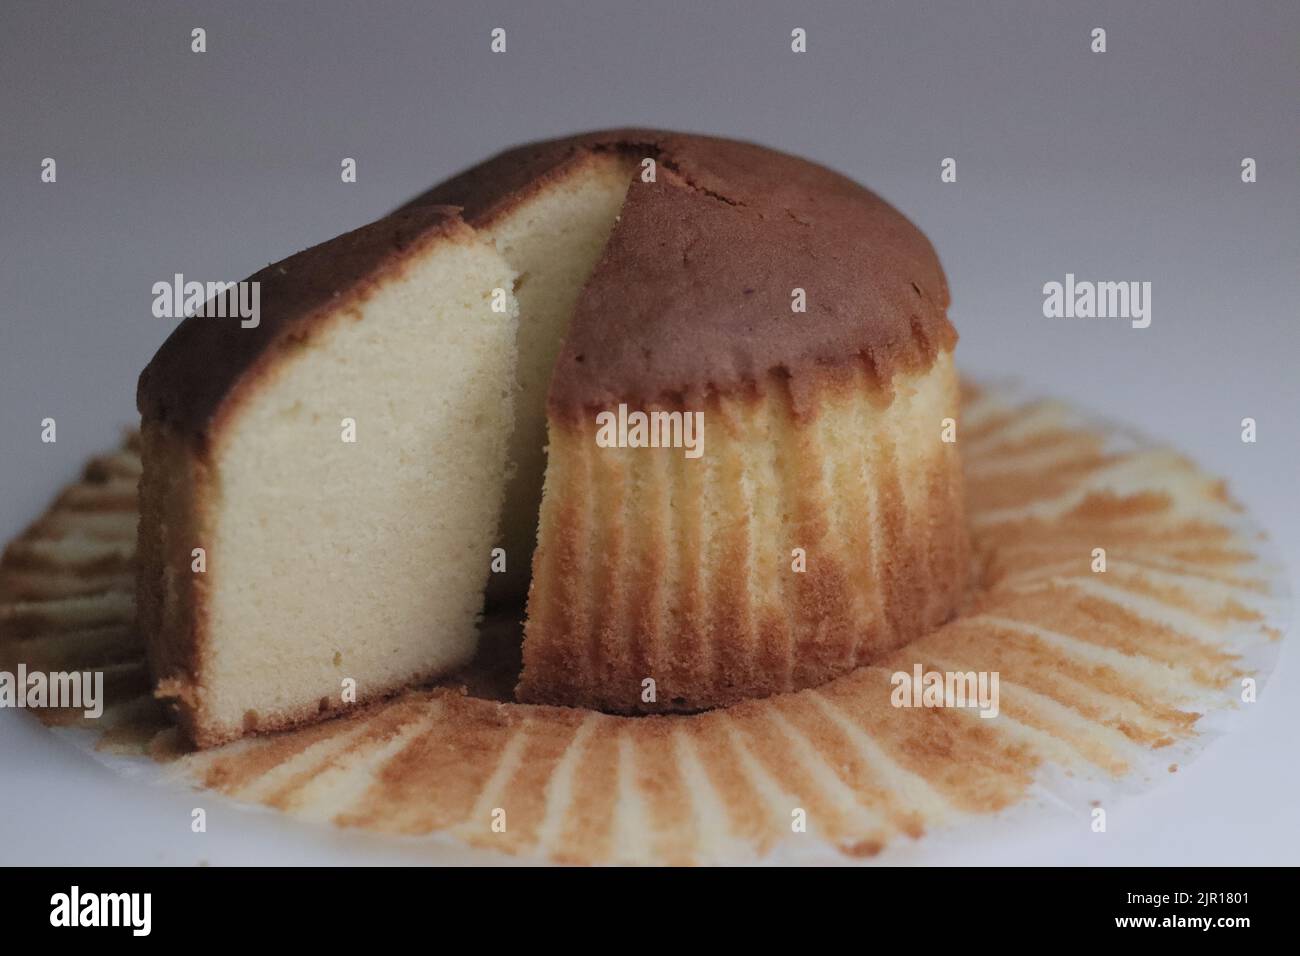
[406,129,955,418]
[182,674,436,751]
[146,129,952,445]
[518,354,970,712]
[136,204,470,452]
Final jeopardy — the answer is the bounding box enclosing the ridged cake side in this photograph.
[518,350,969,711]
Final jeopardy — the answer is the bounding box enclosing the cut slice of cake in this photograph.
[136,205,519,747]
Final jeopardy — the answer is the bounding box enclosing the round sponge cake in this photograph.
[136,129,969,745]
[417,130,969,712]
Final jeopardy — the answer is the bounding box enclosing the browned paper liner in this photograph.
[0,383,1287,864]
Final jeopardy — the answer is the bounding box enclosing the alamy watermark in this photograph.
[0,664,103,718]
[1042,273,1151,329]
[50,886,150,936]
[152,273,260,328]
[890,664,999,718]
[595,404,704,459]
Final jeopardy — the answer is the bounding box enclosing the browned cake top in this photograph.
[136,204,467,447]
[140,130,954,441]
[411,129,955,418]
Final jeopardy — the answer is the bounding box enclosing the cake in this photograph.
[413,132,968,711]
[137,129,968,745]
[136,206,521,747]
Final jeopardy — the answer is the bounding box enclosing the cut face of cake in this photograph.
[136,207,521,747]
[414,148,639,603]
[138,129,968,746]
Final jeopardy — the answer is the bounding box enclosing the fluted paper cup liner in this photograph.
[0,381,1288,864]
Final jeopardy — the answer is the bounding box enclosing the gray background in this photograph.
[1,0,1297,865]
